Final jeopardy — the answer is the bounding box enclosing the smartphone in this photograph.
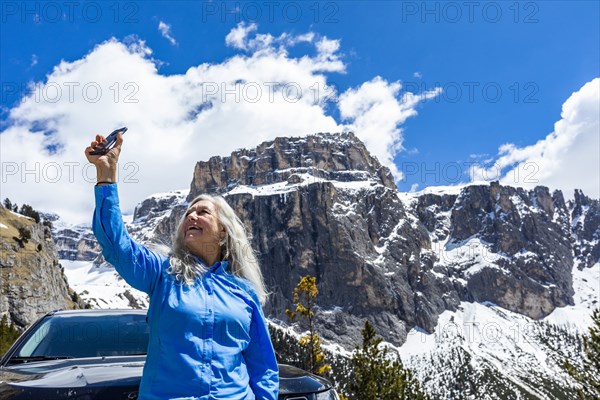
[90,127,128,155]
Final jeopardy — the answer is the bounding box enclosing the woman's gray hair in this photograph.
[167,194,267,304]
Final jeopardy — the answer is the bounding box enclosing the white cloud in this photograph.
[1,24,437,224]
[469,153,488,159]
[338,76,441,180]
[312,37,344,72]
[30,54,38,67]
[413,71,422,79]
[225,23,332,65]
[158,21,177,46]
[225,21,258,50]
[471,78,599,199]
[289,32,315,45]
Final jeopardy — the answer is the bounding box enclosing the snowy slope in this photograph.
[399,301,585,399]
[395,184,598,399]
[62,260,148,309]
[543,262,600,331]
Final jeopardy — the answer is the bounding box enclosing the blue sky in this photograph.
[1,1,598,223]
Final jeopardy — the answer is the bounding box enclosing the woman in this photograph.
[85,132,279,400]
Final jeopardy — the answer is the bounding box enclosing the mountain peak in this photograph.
[187,132,396,200]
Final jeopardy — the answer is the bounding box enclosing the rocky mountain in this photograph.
[147,132,594,347]
[0,206,85,329]
[407,183,575,319]
[52,224,100,262]
[571,189,600,269]
[48,131,598,398]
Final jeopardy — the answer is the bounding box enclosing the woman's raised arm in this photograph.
[85,132,164,295]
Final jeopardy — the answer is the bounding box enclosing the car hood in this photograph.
[278,364,332,395]
[0,359,331,398]
[0,357,145,400]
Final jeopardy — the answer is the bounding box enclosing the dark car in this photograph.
[0,309,339,400]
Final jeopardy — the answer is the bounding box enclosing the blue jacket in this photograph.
[93,184,279,400]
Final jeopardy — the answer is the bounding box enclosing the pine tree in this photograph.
[13,226,32,248]
[18,204,40,223]
[348,320,429,400]
[286,275,331,375]
[3,198,12,210]
[563,308,600,399]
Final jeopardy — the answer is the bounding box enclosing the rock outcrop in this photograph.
[410,183,574,320]
[44,210,102,262]
[571,189,600,269]
[53,227,100,261]
[187,132,397,198]
[0,206,84,328]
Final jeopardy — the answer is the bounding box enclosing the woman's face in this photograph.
[182,200,225,263]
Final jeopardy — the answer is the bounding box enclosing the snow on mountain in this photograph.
[398,258,598,398]
[399,300,583,399]
[543,262,600,331]
[227,169,380,198]
[62,260,148,309]
[394,183,597,398]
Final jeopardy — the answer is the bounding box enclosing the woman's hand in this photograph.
[84,133,124,184]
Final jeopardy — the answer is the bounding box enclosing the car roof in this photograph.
[48,309,148,316]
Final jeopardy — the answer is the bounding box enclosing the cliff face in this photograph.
[53,227,100,261]
[0,206,83,328]
[42,212,101,262]
[140,132,590,348]
[187,132,397,198]
[571,189,600,270]
[409,183,575,320]
[226,180,438,346]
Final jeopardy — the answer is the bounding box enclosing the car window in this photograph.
[15,314,150,358]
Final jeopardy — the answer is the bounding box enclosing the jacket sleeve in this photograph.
[92,184,163,295]
[243,297,279,400]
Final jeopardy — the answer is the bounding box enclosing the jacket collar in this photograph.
[210,260,229,274]
[193,256,229,274]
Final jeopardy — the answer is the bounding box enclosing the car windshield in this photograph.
[13,313,150,359]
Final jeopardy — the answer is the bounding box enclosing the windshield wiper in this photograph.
[8,356,74,364]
